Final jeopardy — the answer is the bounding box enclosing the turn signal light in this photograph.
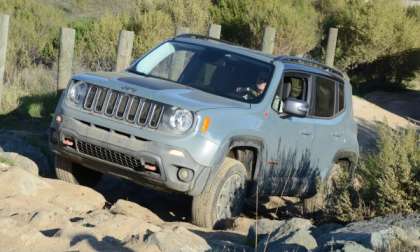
[200,116,211,133]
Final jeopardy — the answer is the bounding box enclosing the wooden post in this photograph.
[57,27,75,91]
[115,30,134,72]
[325,27,338,67]
[208,24,221,39]
[175,26,190,36]
[170,26,190,80]
[261,26,276,54]
[0,14,10,105]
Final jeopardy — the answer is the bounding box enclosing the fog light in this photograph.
[177,168,194,182]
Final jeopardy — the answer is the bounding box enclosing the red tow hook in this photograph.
[63,138,74,147]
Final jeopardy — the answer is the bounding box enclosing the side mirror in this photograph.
[283,98,309,117]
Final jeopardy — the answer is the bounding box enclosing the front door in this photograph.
[259,72,317,197]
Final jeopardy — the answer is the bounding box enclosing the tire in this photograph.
[55,155,102,187]
[303,161,350,214]
[192,157,247,228]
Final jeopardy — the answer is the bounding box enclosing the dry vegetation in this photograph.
[0,0,419,223]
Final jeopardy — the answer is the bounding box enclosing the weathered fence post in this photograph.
[175,26,190,36]
[261,26,276,54]
[170,26,190,80]
[208,24,221,39]
[0,14,10,105]
[325,27,338,67]
[115,30,134,72]
[57,27,75,91]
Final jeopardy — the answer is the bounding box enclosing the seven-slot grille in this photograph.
[76,140,144,171]
[83,84,165,129]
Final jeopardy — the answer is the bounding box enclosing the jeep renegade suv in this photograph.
[50,34,359,228]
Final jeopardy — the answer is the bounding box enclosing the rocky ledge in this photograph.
[0,152,419,252]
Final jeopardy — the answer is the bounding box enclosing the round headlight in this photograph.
[169,109,193,132]
[68,81,88,104]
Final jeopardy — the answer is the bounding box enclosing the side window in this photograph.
[311,77,336,118]
[338,83,345,113]
[272,74,308,113]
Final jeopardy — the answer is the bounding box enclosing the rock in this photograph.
[320,240,374,252]
[317,215,420,250]
[0,133,51,176]
[145,226,212,252]
[0,152,39,175]
[0,166,51,197]
[247,218,285,245]
[249,218,313,246]
[45,178,106,213]
[230,217,255,235]
[110,199,163,224]
[254,218,316,251]
[259,241,308,252]
[0,217,68,252]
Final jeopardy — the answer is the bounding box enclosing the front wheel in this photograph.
[192,157,247,228]
[55,155,102,187]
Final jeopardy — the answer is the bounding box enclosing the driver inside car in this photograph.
[235,72,268,100]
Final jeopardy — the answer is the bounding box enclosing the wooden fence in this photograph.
[0,13,339,95]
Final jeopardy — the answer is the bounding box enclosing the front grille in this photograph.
[76,140,144,171]
[82,84,165,129]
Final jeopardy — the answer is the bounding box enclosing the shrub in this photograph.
[317,0,420,70]
[212,0,321,55]
[129,0,211,58]
[0,0,66,78]
[331,124,420,222]
[72,13,129,71]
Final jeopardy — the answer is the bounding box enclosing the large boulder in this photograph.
[247,218,285,245]
[317,215,420,250]
[110,199,163,225]
[0,133,50,176]
[144,226,212,252]
[248,218,317,251]
[0,152,39,175]
[0,166,51,197]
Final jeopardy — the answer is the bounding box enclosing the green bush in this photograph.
[317,0,420,70]
[129,0,211,58]
[0,0,66,77]
[212,0,320,55]
[331,124,420,222]
[72,14,128,71]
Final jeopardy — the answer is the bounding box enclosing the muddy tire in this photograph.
[55,155,102,187]
[303,161,350,214]
[192,157,247,228]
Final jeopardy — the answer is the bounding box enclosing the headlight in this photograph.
[68,81,88,105]
[169,108,193,132]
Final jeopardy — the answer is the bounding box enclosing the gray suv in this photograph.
[50,34,359,228]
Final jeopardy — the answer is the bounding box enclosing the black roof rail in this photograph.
[276,56,344,78]
[174,33,238,47]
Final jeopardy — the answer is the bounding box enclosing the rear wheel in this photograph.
[192,157,247,228]
[303,161,351,214]
[55,155,102,187]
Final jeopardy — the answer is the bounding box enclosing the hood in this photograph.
[72,71,250,112]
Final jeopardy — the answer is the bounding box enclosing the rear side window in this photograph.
[338,83,345,112]
[312,77,336,117]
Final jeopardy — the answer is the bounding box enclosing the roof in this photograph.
[172,34,345,80]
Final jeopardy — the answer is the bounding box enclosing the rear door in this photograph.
[309,75,346,179]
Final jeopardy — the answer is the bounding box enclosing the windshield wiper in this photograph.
[126,68,148,77]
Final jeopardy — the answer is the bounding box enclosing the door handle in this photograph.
[332,132,342,138]
[300,130,313,136]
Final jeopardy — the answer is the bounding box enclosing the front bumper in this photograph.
[49,116,211,196]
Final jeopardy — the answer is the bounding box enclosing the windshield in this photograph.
[132,41,274,103]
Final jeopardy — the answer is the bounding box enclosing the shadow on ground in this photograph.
[364,90,420,121]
